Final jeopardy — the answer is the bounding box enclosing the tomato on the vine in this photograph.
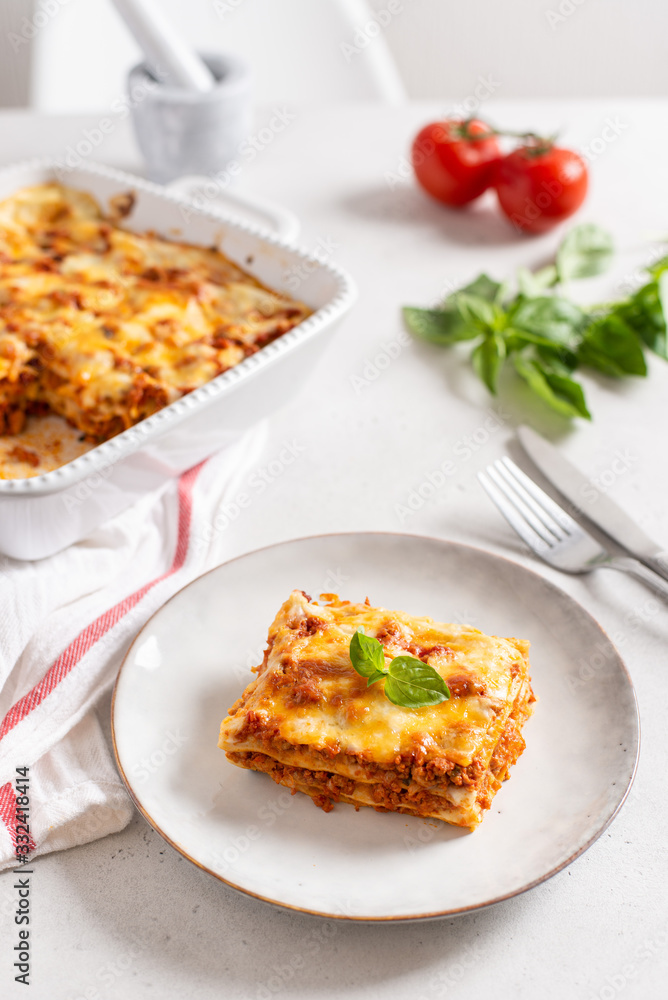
[411,119,501,207]
[494,145,588,234]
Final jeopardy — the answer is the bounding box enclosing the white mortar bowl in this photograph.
[128,52,253,183]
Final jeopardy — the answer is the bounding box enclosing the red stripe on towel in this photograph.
[0,461,204,746]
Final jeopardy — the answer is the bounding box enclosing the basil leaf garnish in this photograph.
[384,656,451,708]
[349,628,386,678]
[348,635,450,708]
[365,669,389,687]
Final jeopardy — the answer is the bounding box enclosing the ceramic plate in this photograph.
[112,533,639,921]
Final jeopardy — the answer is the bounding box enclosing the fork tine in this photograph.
[486,464,560,545]
[499,458,579,533]
[478,471,551,554]
[494,459,567,540]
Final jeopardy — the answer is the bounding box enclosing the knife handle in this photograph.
[644,552,668,583]
[609,556,668,601]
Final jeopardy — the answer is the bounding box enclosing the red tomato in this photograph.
[411,119,501,207]
[494,145,588,234]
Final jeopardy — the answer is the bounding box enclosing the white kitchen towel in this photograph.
[0,423,267,870]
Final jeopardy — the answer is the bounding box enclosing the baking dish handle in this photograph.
[165,175,300,243]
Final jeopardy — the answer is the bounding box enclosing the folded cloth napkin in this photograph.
[0,423,267,871]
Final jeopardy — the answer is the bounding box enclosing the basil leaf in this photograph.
[556,224,614,282]
[402,306,478,344]
[516,268,540,299]
[647,255,668,281]
[504,329,577,372]
[578,315,647,377]
[383,656,450,708]
[517,265,558,298]
[400,221,667,425]
[541,371,591,419]
[514,353,591,419]
[655,272,668,359]
[510,295,585,347]
[535,345,578,372]
[456,293,504,333]
[495,279,512,306]
[458,273,501,303]
[349,629,387,679]
[616,279,668,360]
[505,328,560,352]
[366,669,388,687]
[472,333,506,394]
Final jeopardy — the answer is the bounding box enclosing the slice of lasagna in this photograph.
[219,591,535,830]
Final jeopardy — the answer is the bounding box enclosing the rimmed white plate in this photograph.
[112,533,639,921]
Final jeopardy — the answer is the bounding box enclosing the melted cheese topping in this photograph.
[220,591,531,768]
[0,182,310,461]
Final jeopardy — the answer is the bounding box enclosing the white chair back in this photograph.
[3,0,405,110]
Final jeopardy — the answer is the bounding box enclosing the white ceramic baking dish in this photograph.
[0,159,356,560]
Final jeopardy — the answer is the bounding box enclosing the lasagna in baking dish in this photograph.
[0,183,310,445]
[219,591,535,830]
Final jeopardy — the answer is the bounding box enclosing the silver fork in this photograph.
[479,457,668,599]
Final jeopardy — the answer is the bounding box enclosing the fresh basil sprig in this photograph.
[402,223,666,421]
[349,628,450,708]
[555,223,614,282]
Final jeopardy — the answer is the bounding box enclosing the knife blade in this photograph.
[517,425,668,582]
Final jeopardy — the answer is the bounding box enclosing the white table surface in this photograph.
[1,100,668,1000]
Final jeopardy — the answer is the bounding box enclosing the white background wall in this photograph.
[370,0,668,99]
[1,0,667,110]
